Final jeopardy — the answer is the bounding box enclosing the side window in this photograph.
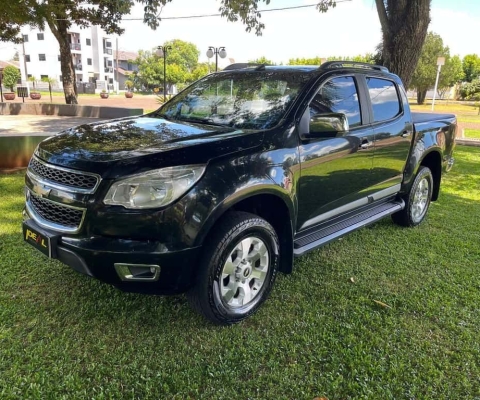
[310,76,362,128]
[366,77,401,122]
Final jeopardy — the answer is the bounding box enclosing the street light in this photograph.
[0,69,4,102]
[156,45,172,103]
[431,56,445,111]
[206,46,227,72]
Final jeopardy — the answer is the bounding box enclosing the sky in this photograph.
[1,0,479,68]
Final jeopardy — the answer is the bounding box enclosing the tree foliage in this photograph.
[2,0,432,103]
[2,65,21,92]
[462,54,480,83]
[0,0,172,104]
[287,54,374,66]
[459,79,480,101]
[248,56,275,65]
[132,40,201,90]
[410,32,463,104]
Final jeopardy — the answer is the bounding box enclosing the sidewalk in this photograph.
[0,115,105,136]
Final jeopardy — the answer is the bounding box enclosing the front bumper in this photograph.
[24,217,202,295]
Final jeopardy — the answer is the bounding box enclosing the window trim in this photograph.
[363,75,404,126]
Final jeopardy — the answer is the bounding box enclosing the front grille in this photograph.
[28,191,84,229]
[29,157,98,191]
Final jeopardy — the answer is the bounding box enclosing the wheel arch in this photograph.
[419,150,442,201]
[195,189,295,274]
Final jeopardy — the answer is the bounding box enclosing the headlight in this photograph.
[104,165,206,209]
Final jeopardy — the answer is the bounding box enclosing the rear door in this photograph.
[296,75,376,231]
[365,76,413,190]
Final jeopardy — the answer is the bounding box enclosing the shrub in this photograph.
[459,79,480,100]
[3,65,21,92]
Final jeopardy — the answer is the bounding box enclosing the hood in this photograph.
[36,116,263,176]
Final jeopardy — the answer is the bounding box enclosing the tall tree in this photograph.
[2,0,432,101]
[0,0,169,105]
[462,54,480,83]
[410,33,463,104]
[374,0,431,88]
[133,40,200,90]
[410,32,446,105]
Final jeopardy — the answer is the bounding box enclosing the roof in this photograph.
[0,60,20,69]
[116,67,134,76]
[113,50,138,61]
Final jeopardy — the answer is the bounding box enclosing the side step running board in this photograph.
[294,199,405,257]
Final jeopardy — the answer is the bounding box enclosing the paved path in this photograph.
[0,115,105,136]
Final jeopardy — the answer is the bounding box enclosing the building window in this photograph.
[27,74,32,78]
[86,38,91,46]
[37,33,44,40]
[23,34,28,42]
[127,62,133,71]
[58,55,61,61]
[87,58,92,66]
[105,41,112,48]
[107,60,113,67]
[39,54,46,61]
[40,75,48,80]
[25,55,31,62]
[109,78,114,84]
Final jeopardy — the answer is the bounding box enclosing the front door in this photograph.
[297,75,376,231]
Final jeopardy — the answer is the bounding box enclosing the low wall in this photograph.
[0,135,50,169]
[0,103,143,119]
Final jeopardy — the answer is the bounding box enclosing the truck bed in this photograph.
[412,112,456,124]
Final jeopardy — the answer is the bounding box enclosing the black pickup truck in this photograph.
[23,61,456,324]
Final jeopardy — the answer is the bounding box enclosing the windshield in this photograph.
[156,71,311,130]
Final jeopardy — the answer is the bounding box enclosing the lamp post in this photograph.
[431,56,445,111]
[156,45,172,103]
[206,47,227,72]
[0,69,4,102]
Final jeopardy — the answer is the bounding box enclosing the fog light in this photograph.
[114,263,161,282]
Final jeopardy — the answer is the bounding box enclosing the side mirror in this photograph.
[304,113,349,139]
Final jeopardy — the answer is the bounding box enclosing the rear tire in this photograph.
[392,166,433,227]
[188,211,279,325]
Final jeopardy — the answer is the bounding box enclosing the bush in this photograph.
[3,65,21,92]
[459,79,480,100]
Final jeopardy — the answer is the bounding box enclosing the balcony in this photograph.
[70,43,82,51]
[104,67,113,73]
[75,64,83,71]
[103,48,112,55]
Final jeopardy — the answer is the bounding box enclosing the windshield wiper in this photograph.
[176,116,230,127]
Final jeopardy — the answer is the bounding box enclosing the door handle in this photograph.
[401,131,411,138]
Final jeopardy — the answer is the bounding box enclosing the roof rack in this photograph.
[319,61,389,72]
[223,63,266,71]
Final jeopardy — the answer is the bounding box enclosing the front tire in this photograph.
[392,166,433,227]
[188,211,279,325]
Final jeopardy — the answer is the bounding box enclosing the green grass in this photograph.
[464,129,480,139]
[409,102,480,124]
[1,147,480,399]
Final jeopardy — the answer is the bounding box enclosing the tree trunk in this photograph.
[375,0,431,88]
[47,17,78,105]
[417,89,427,105]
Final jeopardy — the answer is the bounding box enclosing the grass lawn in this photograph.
[1,146,479,399]
[409,102,480,125]
[464,129,480,139]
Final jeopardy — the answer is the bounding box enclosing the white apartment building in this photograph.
[19,25,116,91]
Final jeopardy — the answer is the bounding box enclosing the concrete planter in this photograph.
[125,92,133,98]
[30,92,42,100]
[4,92,16,100]
[100,92,109,99]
